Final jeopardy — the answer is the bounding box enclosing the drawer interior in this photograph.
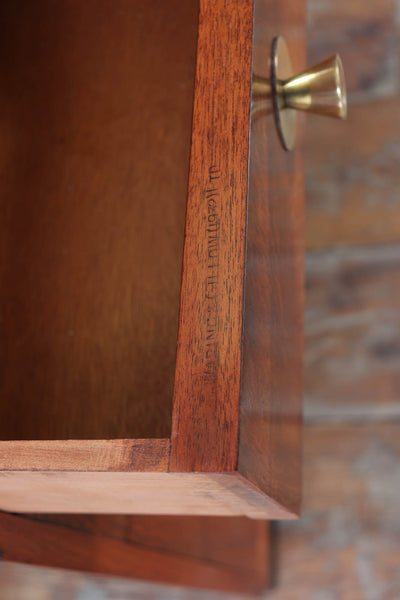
[0,0,199,440]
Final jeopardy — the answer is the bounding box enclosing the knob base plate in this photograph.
[271,36,296,151]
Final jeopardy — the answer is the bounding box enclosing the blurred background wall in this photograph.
[270,0,400,597]
[1,0,399,598]
[271,0,400,596]
[269,1,400,597]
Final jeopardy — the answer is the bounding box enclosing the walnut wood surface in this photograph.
[0,0,304,522]
[0,3,387,595]
[238,0,306,515]
[0,439,169,471]
[0,0,305,592]
[171,0,305,519]
[0,513,271,594]
[0,471,296,518]
[170,0,254,472]
[0,0,198,440]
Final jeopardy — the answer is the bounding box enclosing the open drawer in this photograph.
[0,0,304,519]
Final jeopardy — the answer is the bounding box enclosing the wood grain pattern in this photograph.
[0,513,270,594]
[0,0,305,522]
[0,0,307,593]
[0,0,198,440]
[31,514,269,576]
[0,471,297,518]
[0,439,169,471]
[0,514,269,593]
[305,243,400,422]
[305,97,400,249]
[170,0,253,472]
[1,424,399,597]
[238,0,306,516]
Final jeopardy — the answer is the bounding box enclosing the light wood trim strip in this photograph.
[0,439,170,472]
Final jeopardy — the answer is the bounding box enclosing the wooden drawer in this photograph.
[0,0,305,592]
[0,0,304,518]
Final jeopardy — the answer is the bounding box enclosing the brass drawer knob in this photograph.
[253,36,347,151]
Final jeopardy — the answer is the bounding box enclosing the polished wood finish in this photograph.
[0,0,306,593]
[170,0,254,473]
[0,471,296,518]
[0,0,198,441]
[0,514,271,594]
[171,0,305,516]
[0,439,169,471]
[0,0,304,523]
[238,0,305,516]
[5,420,398,598]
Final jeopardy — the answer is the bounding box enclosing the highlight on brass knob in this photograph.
[253,36,347,151]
